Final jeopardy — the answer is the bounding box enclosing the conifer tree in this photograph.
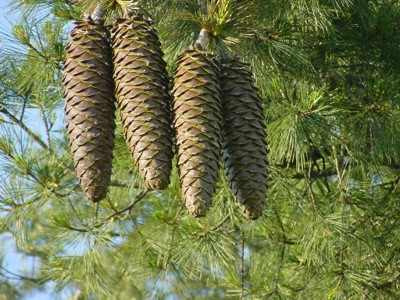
[1,0,400,299]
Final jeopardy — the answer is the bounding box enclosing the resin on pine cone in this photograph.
[62,17,116,202]
[112,14,172,190]
[221,60,268,219]
[172,49,222,217]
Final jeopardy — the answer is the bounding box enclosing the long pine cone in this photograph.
[112,15,172,189]
[172,49,222,217]
[221,60,268,219]
[63,18,116,202]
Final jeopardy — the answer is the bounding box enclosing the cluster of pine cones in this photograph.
[62,10,268,219]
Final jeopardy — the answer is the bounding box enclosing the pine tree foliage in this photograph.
[0,0,400,299]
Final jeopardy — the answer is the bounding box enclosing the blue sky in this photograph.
[1,0,16,31]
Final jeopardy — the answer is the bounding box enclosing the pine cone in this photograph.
[172,49,222,217]
[63,18,116,202]
[112,15,172,190]
[221,60,268,219]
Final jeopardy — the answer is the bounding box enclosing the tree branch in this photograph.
[272,205,290,295]
[291,167,336,179]
[0,106,49,151]
[0,266,42,284]
[110,179,131,188]
[305,163,318,213]
[209,215,230,232]
[376,272,400,290]
[39,107,52,150]
[197,215,231,238]
[104,190,149,222]
[240,229,245,300]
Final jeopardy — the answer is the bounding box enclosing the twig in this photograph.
[273,206,287,294]
[19,96,28,121]
[198,215,231,238]
[332,142,350,202]
[0,106,49,151]
[291,167,336,179]
[304,163,318,213]
[209,215,230,232]
[91,6,104,23]
[105,190,149,222]
[62,192,149,232]
[332,141,348,275]
[110,179,131,188]
[0,266,41,284]
[72,289,83,300]
[166,206,184,265]
[240,229,245,300]
[40,107,52,151]
[376,272,400,289]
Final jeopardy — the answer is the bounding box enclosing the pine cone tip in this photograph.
[145,177,170,190]
[85,186,107,203]
[186,195,209,218]
[239,204,264,220]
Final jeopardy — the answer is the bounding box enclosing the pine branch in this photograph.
[376,272,400,290]
[39,107,52,151]
[197,215,231,238]
[25,40,50,62]
[240,229,245,300]
[209,215,230,232]
[273,206,288,293]
[104,191,149,222]
[304,164,318,213]
[0,106,49,151]
[332,142,351,203]
[291,167,336,179]
[0,143,73,198]
[110,179,132,188]
[19,96,28,121]
[71,289,83,300]
[0,266,42,284]
[166,207,184,265]
[287,263,327,293]
[60,191,150,232]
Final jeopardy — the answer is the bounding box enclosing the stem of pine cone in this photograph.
[195,28,209,50]
[91,6,104,23]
